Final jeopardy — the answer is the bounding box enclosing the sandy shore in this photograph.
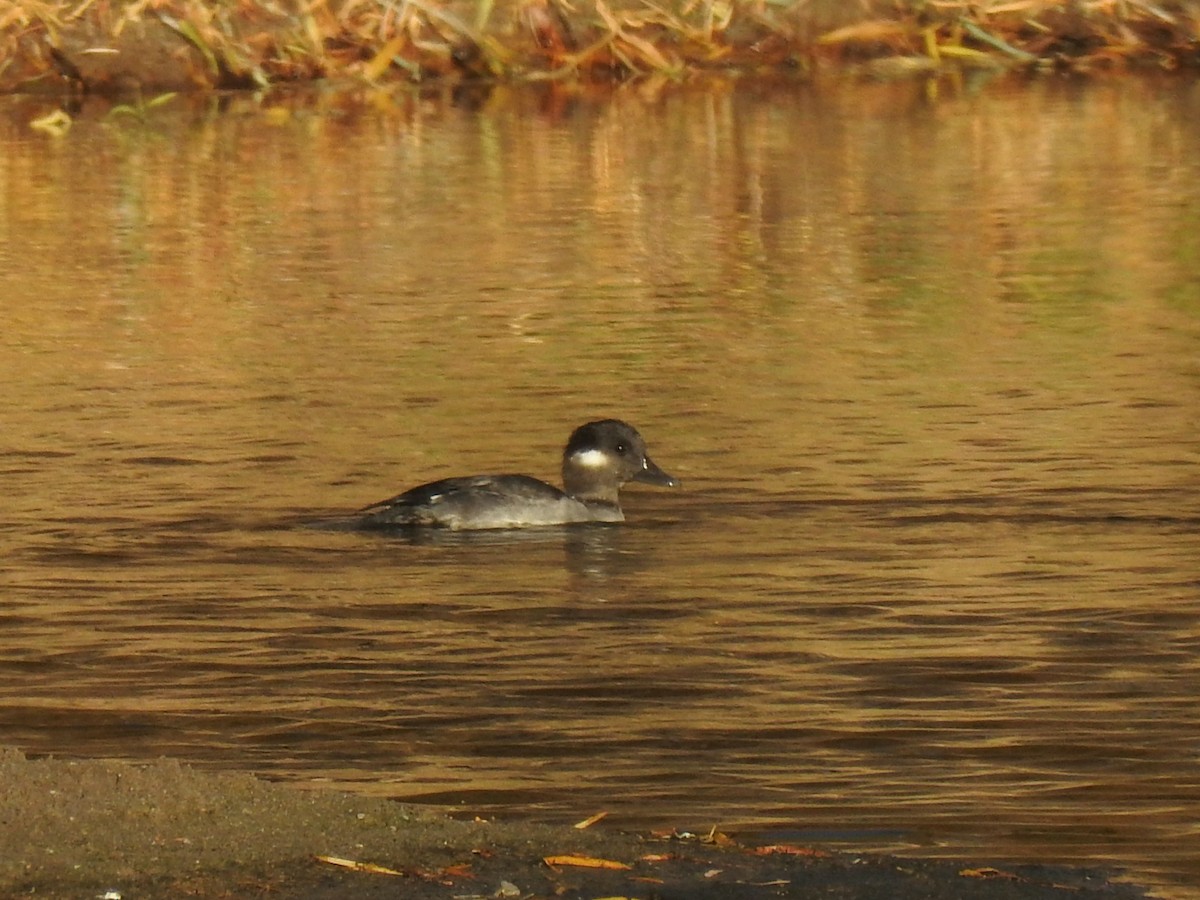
[0,746,1150,900]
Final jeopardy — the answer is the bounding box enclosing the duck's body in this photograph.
[357,419,677,531]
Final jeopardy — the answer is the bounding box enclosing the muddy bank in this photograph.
[0,747,1148,900]
[3,0,1199,95]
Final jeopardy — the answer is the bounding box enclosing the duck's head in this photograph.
[561,419,678,505]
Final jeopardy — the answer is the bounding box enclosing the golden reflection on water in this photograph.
[2,78,1199,896]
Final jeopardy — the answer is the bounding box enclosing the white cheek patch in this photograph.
[572,449,609,468]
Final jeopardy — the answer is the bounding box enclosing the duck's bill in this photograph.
[634,456,680,488]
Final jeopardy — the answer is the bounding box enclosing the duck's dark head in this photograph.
[561,419,678,504]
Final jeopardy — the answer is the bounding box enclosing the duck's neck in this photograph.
[562,465,620,506]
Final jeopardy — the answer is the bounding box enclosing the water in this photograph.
[2,76,1199,896]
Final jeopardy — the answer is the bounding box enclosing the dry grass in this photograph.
[3,0,1199,92]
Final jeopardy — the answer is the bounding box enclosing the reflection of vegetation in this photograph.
[2,1,1199,92]
[107,91,177,126]
[29,108,71,136]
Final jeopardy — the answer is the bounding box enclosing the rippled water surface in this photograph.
[2,77,1199,895]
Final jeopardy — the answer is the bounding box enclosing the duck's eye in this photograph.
[615,442,627,454]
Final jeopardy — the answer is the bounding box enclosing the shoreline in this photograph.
[3,1,1198,96]
[0,746,1151,900]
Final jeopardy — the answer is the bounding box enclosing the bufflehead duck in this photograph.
[357,419,678,531]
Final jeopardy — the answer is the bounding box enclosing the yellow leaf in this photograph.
[543,854,631,870]
[314,854,404,876]
[620,31,674,71]
[938,44,1000,63]
[984,1,1044,13]
[923,25,940,62]
[817,20,910,47]
[753,844,831,857]
[573,810,609,829]
[594,0,620,34]
[362,35,409,82]
[959,866,1019,879]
